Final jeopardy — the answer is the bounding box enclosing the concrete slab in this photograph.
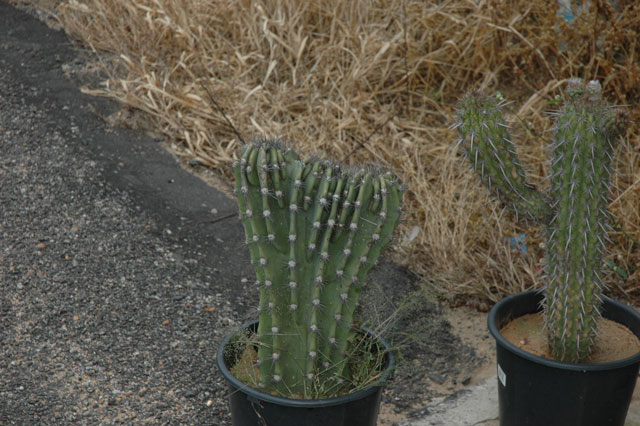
[401,377,498,426]
[626,386,640,426]
[405,373,640,426]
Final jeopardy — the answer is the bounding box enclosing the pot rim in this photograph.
[488,289,640,372]
[216,319,396,408]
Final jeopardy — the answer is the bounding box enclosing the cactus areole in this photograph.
[454,79,623,363]
[233,139,402,396]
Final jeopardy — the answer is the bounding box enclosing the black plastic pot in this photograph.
[488,290,640,426]
[216,320,395,426]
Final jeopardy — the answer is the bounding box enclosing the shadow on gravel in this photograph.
[0,2,481,423]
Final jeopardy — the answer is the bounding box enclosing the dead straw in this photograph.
[55,0,640,307]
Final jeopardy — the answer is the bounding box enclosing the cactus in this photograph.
[453,79,621,363]
[233,139,402,396]
[453,91,550,223]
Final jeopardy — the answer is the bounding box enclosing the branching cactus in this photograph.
[233,139,402,396]
[453,78,623,363]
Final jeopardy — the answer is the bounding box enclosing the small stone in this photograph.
[461,375,472,385]
[428,373,447,385]
[184,389,198,398]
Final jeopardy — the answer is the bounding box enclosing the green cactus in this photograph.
[453,79,621,363]
[454,91,549,223]
[233,139,402,396]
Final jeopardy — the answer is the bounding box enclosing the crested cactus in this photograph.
[233,139,402,396]
[453,78,622,363]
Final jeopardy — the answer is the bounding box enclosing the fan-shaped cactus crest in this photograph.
[234,139,402,394]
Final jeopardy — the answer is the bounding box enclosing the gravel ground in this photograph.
[0,2,484,424]
[1,109,232,423]
[1,3,248,423]
[0,40,244,426]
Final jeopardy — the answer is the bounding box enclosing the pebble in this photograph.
[428,373,447,385]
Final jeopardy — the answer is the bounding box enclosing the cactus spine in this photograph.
[453,79,620,363]
[234,139,402,396]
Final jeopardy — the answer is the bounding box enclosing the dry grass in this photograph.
[47,0,640,307]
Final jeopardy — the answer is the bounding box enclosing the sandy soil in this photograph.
[501,313,640,363]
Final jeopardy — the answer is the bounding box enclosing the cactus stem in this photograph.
[455,81,623,362]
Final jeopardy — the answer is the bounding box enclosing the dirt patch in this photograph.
[357,277,493,423]
[501,313,640,363]
[446,306,496,383]
[377,303,496,424]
